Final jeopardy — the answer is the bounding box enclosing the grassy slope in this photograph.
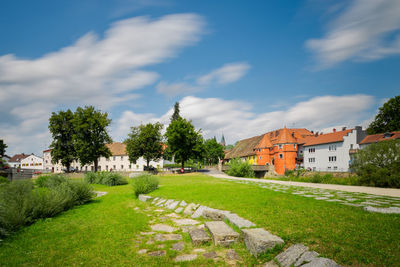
[152,174,400,266]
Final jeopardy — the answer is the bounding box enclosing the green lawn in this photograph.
[152,174,400,266]
[0,174,399,266]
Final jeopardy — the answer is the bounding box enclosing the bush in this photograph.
[0,178,94,238]
[132,174,159,197]
[284,170,294,177]
[226,158,255,178]
[84,171,128,186]
[36,174,67,188]
[0,176,10,184]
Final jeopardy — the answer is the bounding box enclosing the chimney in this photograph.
[333,128,336,133]
[315,132,319,137]
[311,130,314,134]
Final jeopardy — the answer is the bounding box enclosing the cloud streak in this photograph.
[306,0,400,68]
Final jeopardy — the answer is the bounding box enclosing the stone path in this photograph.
[135,194,342,266]
[205,170,400,214]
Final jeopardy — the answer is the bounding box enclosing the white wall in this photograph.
[304,129,360,172]
[21,155,44,170]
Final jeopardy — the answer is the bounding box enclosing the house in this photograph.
[8,153,29,168]
[359,131,400,148]
[224,127,314,175]
[21,154,44,170]
[44,142,164,173]
[302,126,366,172]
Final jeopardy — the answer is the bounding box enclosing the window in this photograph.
[121,165,124,169]
[329,156,337,162]
[350,144,353,149]
[333,166,338,170]
[308,158,315,163]
[39,163,42,165]
[259,156,262,159]
[329,145,337,151]
[278,144,283,149]
[106,165,108,171]
[308,148,315,153]
[327,167,331,170]
[113,156,116,161]
[312,167,316,171]
[113,165,116,170]
[293,144,297,149]
[121,156,123,160]
[279,154,283,159]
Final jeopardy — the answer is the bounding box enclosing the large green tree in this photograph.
[165,117,204,169]
[125,122,164,169]
[351,139,400,188]
[367,95,400,134]
[73,106,112,172]
[204,138,225,165]
[48,109,76,172]
[0,140,7,158]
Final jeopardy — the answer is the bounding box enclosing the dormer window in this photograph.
[278,144,283,149]
[384,132,394,138]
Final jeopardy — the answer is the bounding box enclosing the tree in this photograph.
[48,109,76,172]
[73,106,112,172]
[0,140,7,158]
[204,138,225,165]
[170,102,181,122]
[367,95,400,134]
[165,117,204,169]
[351,139,400,188]
[125,122,164,169]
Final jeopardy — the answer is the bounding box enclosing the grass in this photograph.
[151,173,400,266]
[0,173,399,266]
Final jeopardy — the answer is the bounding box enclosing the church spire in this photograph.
[220,134,226,146]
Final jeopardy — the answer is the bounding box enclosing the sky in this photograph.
[1,0,400,156]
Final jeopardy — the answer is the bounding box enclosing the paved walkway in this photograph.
[204,170,400,198]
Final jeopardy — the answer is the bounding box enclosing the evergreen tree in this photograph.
[170,102,181,122]
[0,140,7,158]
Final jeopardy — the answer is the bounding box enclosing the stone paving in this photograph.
[226,179,400,214]
[134,194,342,266]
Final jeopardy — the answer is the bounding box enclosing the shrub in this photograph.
[36,174,67,188]
[284,170,294,177]
[311,173,323,183]
[226,158,255,178]
[132,174,159,197]
[85,171,128,186]
[0,176,10,184]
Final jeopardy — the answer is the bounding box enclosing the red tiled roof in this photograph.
[303,129,352,146]
[9,153,29,162]
[360,131,400,144]
[43,149,52,153]
[255,128,314,148]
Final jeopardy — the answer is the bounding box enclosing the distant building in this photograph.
[220,134,226,146]
[8,153,29,168]
[21,154,44,170]
[44,142,164,173]
[359,131,400,148]
[303,126,366,172]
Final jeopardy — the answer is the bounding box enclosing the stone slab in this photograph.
[183,203,199,215]
[179,200,188,207]
[301,257,341,267]
[205,221,240,247]
[172,242,185,251]
[163,199,175,207]
[275,243,308,267]
[150,224,177,233]
[294,251,319,266]
[152,197,159,203]
[148,250,166,257]
[226,249,239,260]
[264,261,279,267]
[175,207,184,213]
[173,218,200,226]
[153,233,182,241]
[225,213,256,228]
[203,251,218,259]
[166,200,180,210]
[189,228,211,245]
[175,254,198,262]
[155,199,166,206]
[202,209,230,220]
[138,195,152,202]
[364,206,400,214]
[242,228,284,257]
[191,205,209,218]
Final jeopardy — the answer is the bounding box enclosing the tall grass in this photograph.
[84,171,128,186]
[132,174,159,197]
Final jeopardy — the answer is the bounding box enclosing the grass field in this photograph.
[0,173,399,266]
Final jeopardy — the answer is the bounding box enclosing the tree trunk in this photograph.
[181,161,185,169]
[147,159,150,168]
[66,163,70,173]
[94,159,98,172]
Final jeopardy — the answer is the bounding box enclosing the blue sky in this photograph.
[1,0,399,156]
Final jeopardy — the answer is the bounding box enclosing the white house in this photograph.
[44,142,164,173]
[303,126,366,172]
[21,154,44,170]
[8,154,29,168]
[359,131,400,149]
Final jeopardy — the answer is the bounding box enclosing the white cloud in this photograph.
[157,62,250,96]
[113,94,375,144]
[306,0,400,68]
[0,13,205,155]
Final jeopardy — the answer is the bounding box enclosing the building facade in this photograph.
[21,154,44,170]
[359,131,400,149]
[8,154,29,168]
[44,142,164,173]
[303,126,366,172]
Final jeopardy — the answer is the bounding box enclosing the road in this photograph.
[203,169,400,198]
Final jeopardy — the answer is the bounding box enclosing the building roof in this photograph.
[225,135,263,159]
[106,142,127,156]
[9,153,29,162]
[255,128,314,148]
[303,129,352,146]
[360,131,400,145]
[43,149,52,153]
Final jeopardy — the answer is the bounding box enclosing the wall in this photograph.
[21,155,44,170]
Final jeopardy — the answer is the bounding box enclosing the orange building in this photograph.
[225,127,314,175]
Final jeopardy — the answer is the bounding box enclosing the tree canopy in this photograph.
[73,106,112,172]
[0,140,7,158]
[125,122,164,169]
[351,139,400,188]
[48,109,76,172]
[165,117,204,169]
[170,102,181,122]
[367,95,400,134]
[204,138,225,165]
